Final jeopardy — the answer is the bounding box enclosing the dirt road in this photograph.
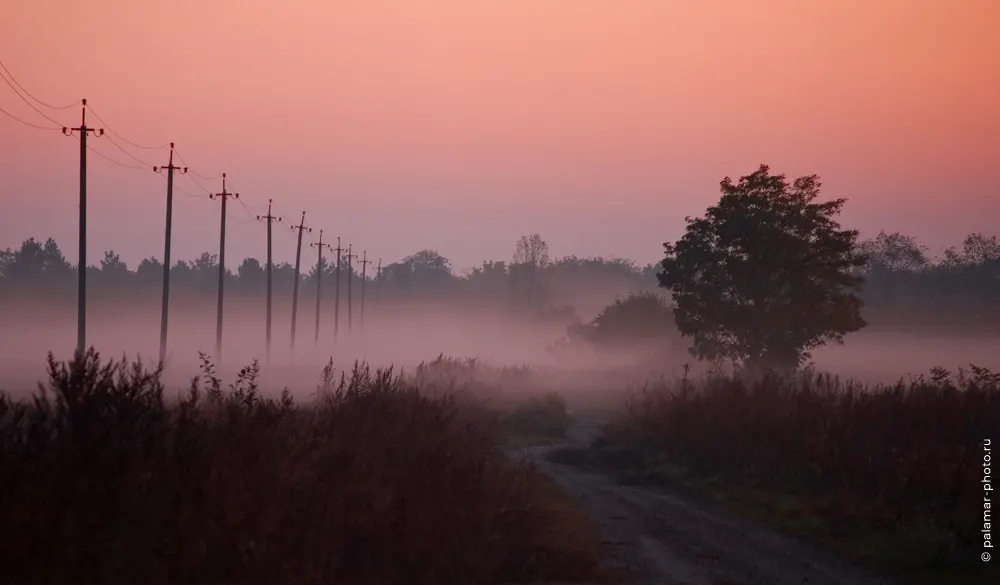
[511,420,896,585]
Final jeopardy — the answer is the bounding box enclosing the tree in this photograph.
[97,250,130,292]
[237,258,264,292]
[380,250,454,296]
[512,234,550,305]
[658,164,867,372]
[856,231,928,307]
[513,234,550,268]
[858,231,928,273]
[135,257,162,290]
[0,238,72,295]
[567,293,676,346]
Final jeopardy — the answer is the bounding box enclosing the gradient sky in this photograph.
[1,0,998,273]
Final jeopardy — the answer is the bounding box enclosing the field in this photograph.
[550,366,997,584]
[0,350,620,585]
[1,332,998,584]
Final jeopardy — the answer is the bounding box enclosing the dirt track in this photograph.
[511,420,896,585]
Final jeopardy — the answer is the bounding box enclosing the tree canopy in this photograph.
[658,164,867,371]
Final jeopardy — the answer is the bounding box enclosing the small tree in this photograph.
[567,293,675,346]
[658,164,867,372]
[512,234,550,306]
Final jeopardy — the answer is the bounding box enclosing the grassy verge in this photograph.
[502,391,575,447]
[550,366,999,585]
[0,349,607,585]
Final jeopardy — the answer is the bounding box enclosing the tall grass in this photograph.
[603,364,1000,579]
[0,349,602,585]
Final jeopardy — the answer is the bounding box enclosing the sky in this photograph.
[1,0,998,274]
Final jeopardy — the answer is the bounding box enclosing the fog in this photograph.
[4,288,1000,403]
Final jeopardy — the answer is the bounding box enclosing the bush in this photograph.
[505,392,573,439]
[566,292,678,347]
[605,365,1000,579]
[0,349,602,585]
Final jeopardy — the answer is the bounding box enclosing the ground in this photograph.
[509,419,897,585]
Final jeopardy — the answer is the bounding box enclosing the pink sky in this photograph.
[1,0,998,272]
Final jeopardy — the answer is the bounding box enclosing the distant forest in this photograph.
[2,231,1000,330]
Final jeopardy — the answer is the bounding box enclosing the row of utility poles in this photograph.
[67,100,382,364]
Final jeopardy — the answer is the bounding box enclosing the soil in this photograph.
[509,419,896,585]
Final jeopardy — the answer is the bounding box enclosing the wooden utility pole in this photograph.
[62,99,103,355]
[344,245,357,334]
[153,143,187,364]
[310,230,332,343]
[359,250,372,327]
[332,237,345,343]
[210,173,238,362]
[376,258,382,304]
[289,211,311,352]
[257,200,282,363]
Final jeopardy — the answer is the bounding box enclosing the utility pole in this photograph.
[153,143,187,365]
[359,250,372,328]
[210,173,238,362]
[62,99,103,355]
[376,258,382,304]
[344,245,357,334]
[332,237,345,343]
[257,200,282,363]
[289,211,311,352]
[310,230,332,343]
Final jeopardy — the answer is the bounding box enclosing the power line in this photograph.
[157,172,203,198]
[0,103,61,130]
[70,134,148,170]
[0,60,80,109]
[101,131,156,168]
[178,172,211,194]
[0,69,69,127]
[85,103,170,150]
[187,173,214,193]
[172,149,219,181]
[236,198,259,221]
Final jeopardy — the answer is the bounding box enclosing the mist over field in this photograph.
[3,260,1000,399]
[3,2,998,582]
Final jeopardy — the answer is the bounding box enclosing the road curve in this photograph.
[509,420,895,585]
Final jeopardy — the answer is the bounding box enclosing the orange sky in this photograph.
[1,0,998,272]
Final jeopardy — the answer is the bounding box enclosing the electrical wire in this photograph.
[237,198,260,221]
[101,132,156,168]
[172,149,219,181]
[0,69,69,127]
[188,172,214,194]
[0,60,80,109]
[181,173,212,194]
[154,169,205,199]
[0,103,61,130]
[70,134,149,170]
[85,103,170,151]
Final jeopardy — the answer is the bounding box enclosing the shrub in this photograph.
[0,348,602,585]
[505,392,573,439]
[566,292,678,347]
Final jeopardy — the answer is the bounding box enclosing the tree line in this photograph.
[3,174,998,339]
[4,230,998,321]
[0,234,657,316]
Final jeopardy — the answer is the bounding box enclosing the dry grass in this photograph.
[0,349,605,585]
[584,364,1000,584]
